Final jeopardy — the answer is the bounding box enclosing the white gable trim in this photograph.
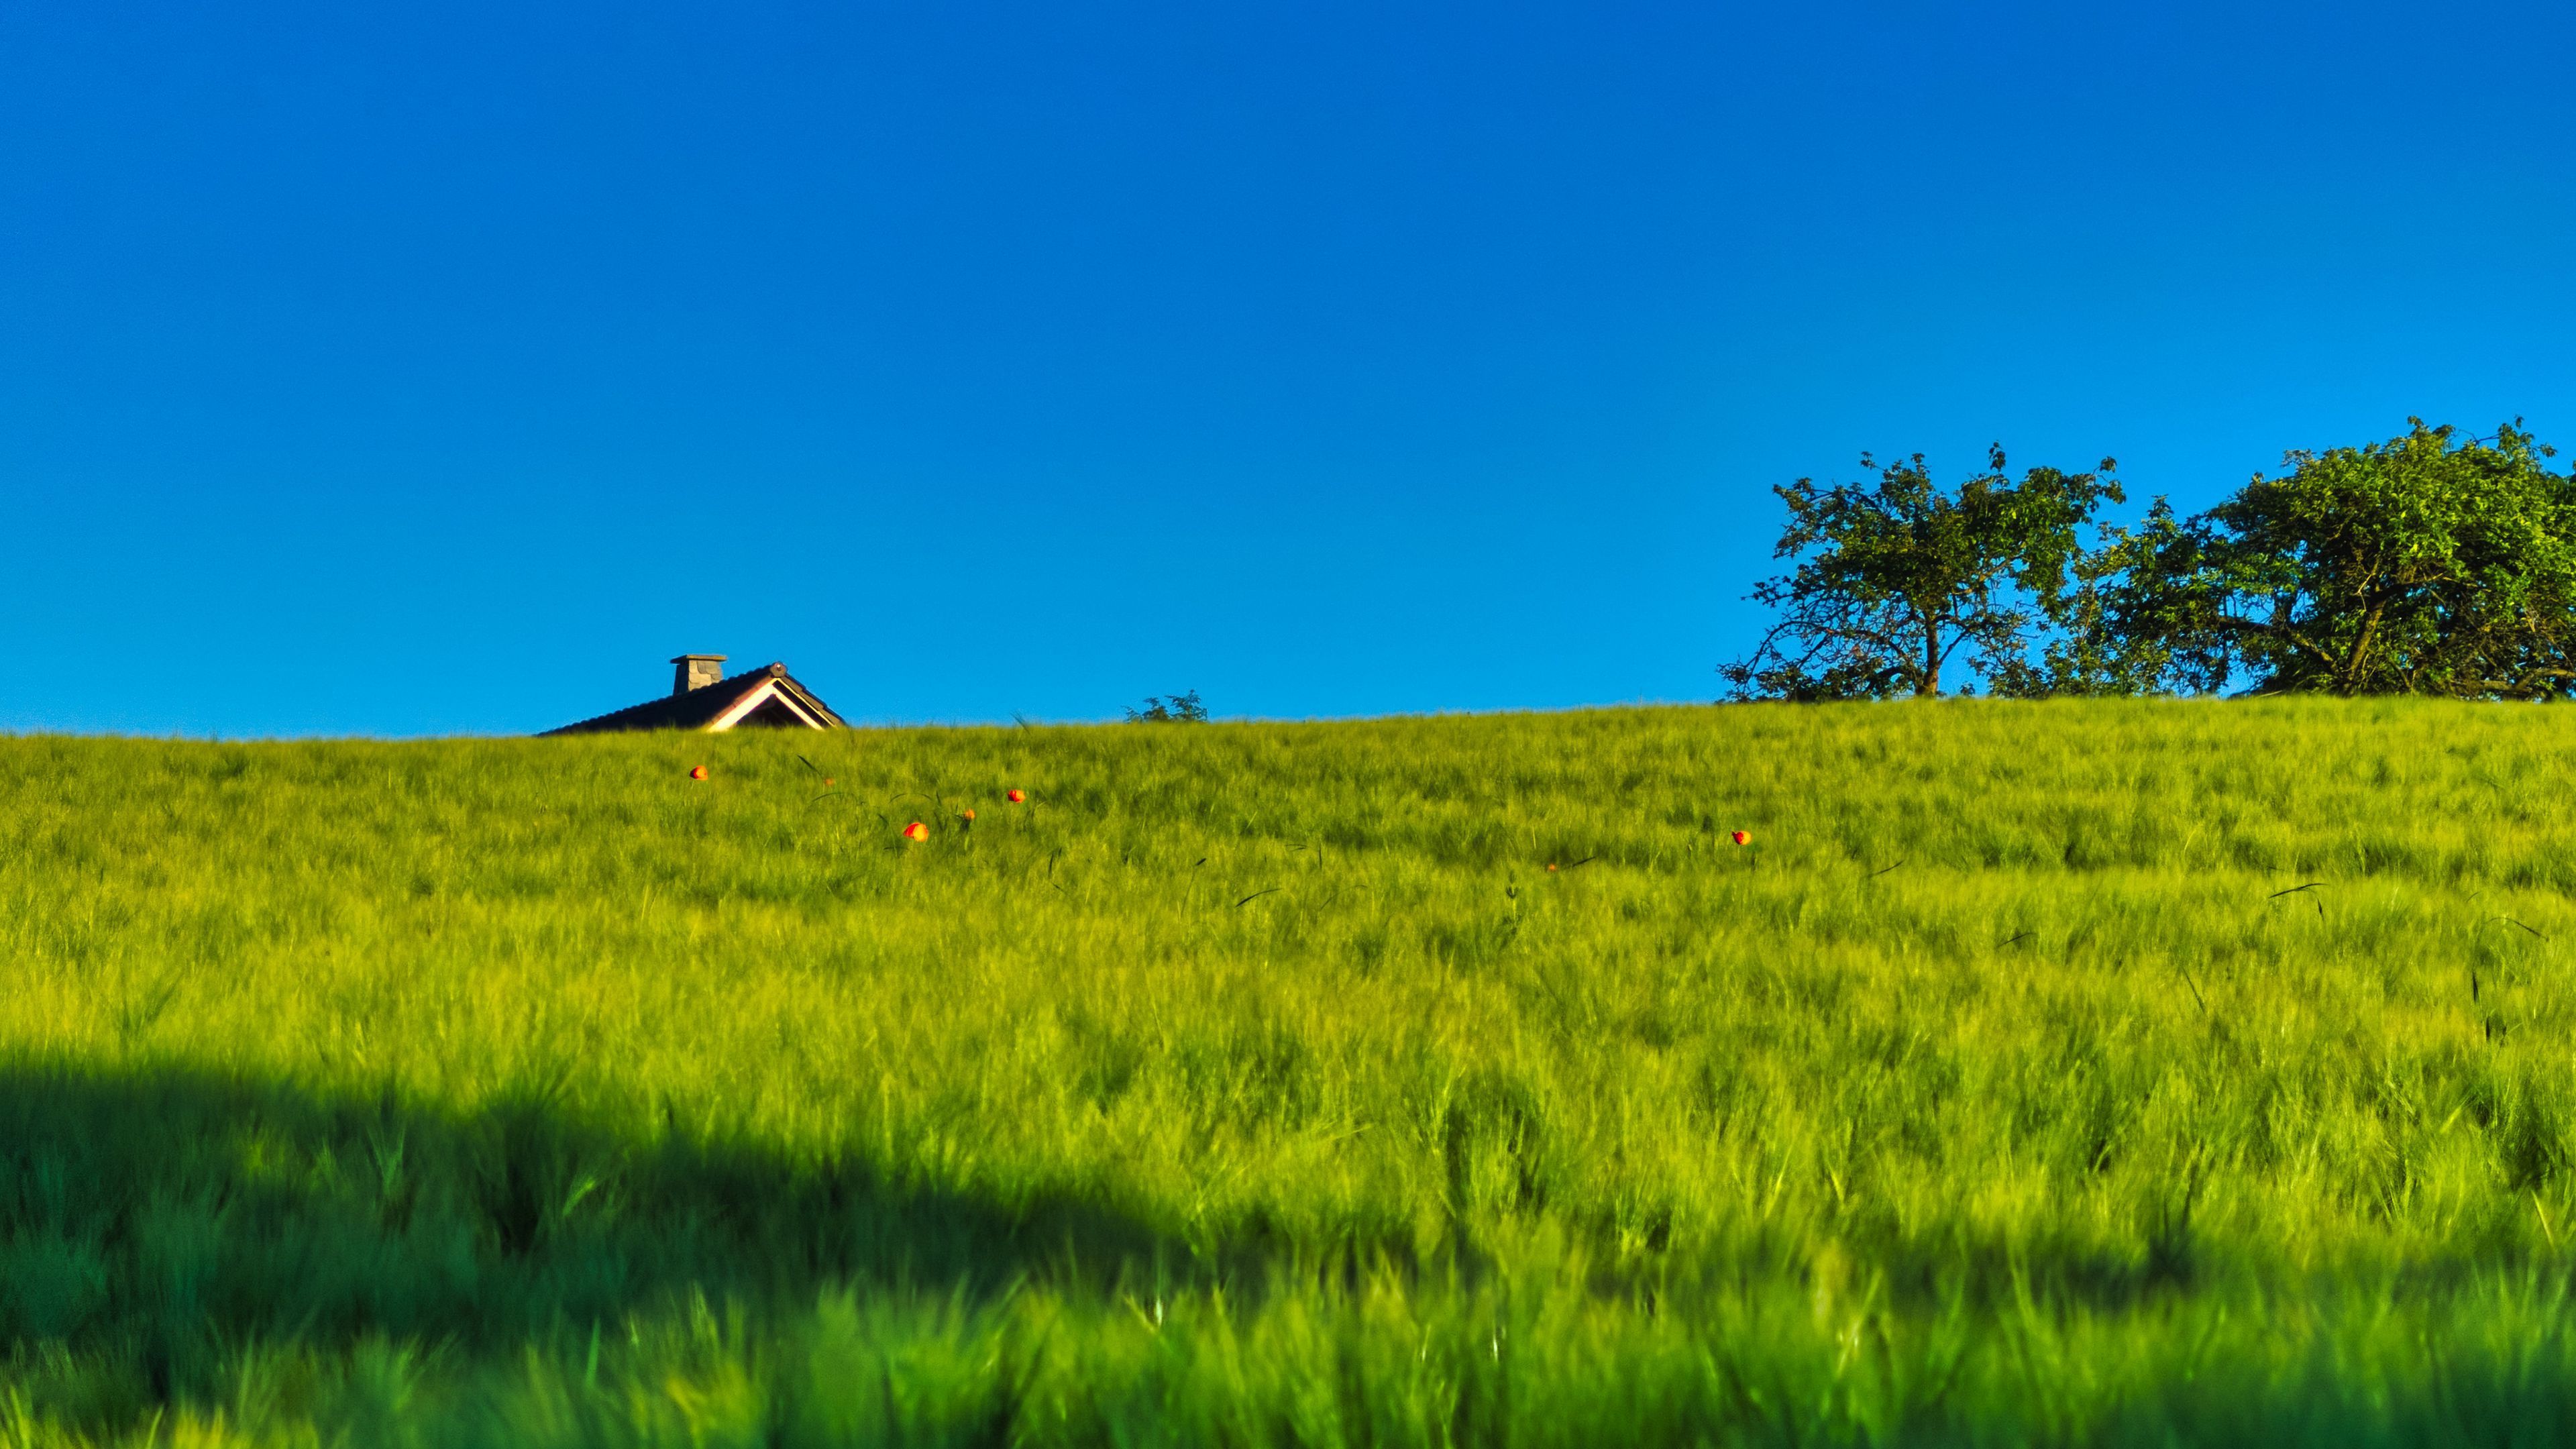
[705,680,831,731]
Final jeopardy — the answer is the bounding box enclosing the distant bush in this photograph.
[1126,690,1208,723]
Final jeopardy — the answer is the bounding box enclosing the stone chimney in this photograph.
[671,654,728,695]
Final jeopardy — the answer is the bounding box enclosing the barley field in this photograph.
[4,700,2575,1446]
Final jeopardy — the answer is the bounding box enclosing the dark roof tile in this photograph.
[540,663,847,735]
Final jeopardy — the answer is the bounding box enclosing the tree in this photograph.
[2064,421,2576,699]
[1721,446,2123,700]
[2024,500,2235,696]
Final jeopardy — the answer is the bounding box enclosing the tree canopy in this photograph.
[2188,421,2576,698]
[1721,447,2121,700]
[1729,421,2576,702]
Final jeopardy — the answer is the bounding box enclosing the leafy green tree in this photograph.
[1722,446,2123,699]
[2024,499,2235,696]
[2059,421,2576,698]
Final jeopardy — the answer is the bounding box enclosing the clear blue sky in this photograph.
[6,0,2571,735]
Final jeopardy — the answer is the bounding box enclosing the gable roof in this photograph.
[540,662,849,735]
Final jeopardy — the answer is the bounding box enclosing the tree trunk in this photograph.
[2341,602,2385,696]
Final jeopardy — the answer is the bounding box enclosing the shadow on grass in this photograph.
[0,1060,1197,1401]
[17,1059,2561,1446]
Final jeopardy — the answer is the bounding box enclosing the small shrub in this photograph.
[1126,691,1208,724]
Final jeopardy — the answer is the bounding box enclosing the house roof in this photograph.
[540,662,849,735]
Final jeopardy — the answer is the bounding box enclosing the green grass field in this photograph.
[5,700,2576,1446]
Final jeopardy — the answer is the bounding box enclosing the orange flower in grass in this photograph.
[689,765,709,781]
[901,820,930,843]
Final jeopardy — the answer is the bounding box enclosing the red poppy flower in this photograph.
[902,820,930,842]
[689,765,708,781]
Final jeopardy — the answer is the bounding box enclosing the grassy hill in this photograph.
[4,700,2575,1446]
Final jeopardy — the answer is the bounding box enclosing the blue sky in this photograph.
[5,0,2571,735]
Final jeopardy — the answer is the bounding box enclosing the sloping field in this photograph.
[4,701,2575,1446]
